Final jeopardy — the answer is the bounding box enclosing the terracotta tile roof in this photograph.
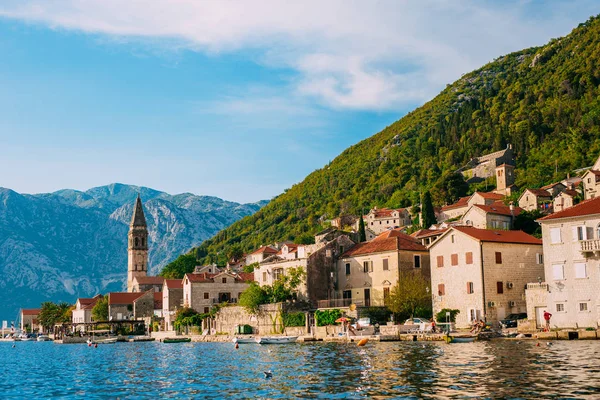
[133,276,165,285]
[541,182,566,189]
[538,196,600,221]
[523,188,551,197]
[78,297,99,306]
[153,292,162,309]
[342,231,426,257]
[250,246,278,255]
[237,272,254,282]
[441,196,471,211]
[560,189,579,197]
[164,279,183,289]
[278,243,299,255]
[21,309,40,316]
[108,292,145,305]
[364,208,407,219]
[411,228,448,238]
[185,272,217,283]
[474,191,505,200]
[473,204,522,217]
[452,226,542,245]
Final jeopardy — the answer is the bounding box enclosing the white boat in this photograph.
[232,337,257,344]
[18,333,33,341]
[37,335,51,342]
[96,338,118,344]
[255,336,298,344]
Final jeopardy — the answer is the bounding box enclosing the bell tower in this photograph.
[127,194,149,292]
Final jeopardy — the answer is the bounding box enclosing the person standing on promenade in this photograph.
[543,311,552,332]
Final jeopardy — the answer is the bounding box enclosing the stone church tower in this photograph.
[127,195,149,292]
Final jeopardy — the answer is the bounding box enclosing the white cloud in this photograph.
[0,0,598,110]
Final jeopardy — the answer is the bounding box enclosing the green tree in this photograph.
[513,209,544,237]
[160,253,197,279]
[173,307,200,331]
[92,295,108,322]
[227,245,244,262]
[38,302,72,331]
[421,192,436,228]
[239,282,268,313]
[387,272,431,318]
[243,262,259,273]
[435,308,460,323]
[358,216,366,242]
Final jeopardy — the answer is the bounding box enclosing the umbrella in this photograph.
[335,317,350,323]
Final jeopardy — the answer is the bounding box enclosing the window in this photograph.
[451,234,455,243]
[556,303,564,312]
[204,307,209,313]
[465,252,473,265]
[536,253,544,265]
[579,302,588,312]
[345,263,351,275]
[438,284,445,296]
[496,281,504,294]
[495,252,502,264]
[383,287,390,305]
[339,246,344,254]
[575,263,587,278]
[363,261,373,273]
[550,227,562,244]
[371,222,373,226]
[383,259,389,271]
[222,278,227,283]
[204,292,209,299]
[552,264,564,280]
[437,255,444,268]
[343,290,352,299]
[414,255,421,269]
[573,226,591,241]
[467,282,474,294]
[451,254,458,266]
[274,268,284,280]
[262,272,267,282]
[135,237,139,247]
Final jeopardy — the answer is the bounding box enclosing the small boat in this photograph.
[18,334,33,342]
[37,335,51,342]
[444,334,477,343]
[232,337,256,344]
[255,336,298,344]
[162,337,192,343]
[96,338,118,344]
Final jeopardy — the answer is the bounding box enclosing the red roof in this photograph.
[452,226,542,245]
[342,230,426,257]
[21,309,40,316]
[250,246,278,255]
[108,292,145,305]
[237,272,254,282]
[278,243,299,255]
[441,196,471,211]
[364,208,407,219]
[164,279,183,289]
[133,276,164,285]
[538,196,600,221]
[473,191,505,200]
[411,228,448,239]
[523,188,551,197]
[185,272,217,283]
[472,204,522,217]
[560,189,579,198]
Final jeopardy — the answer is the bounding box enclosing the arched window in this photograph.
[135,237,139,247]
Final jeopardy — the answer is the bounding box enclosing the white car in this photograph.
[403,318,429,325]
[351,318,371,329]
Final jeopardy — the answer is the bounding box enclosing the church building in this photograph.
[127,195,149,292]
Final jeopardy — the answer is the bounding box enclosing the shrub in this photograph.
[359,307,392,325]
[435,308,460,323]
[315,309,342,326]
[282,312,306,327]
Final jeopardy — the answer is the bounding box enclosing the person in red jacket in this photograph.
[543,311,552,331]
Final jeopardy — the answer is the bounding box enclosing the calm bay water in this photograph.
[1,340,599,399]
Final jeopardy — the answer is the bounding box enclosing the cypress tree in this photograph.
[422,192,436,228]
[358,215,366,242]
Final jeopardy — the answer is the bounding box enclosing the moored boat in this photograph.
[255,336,298,344]
[37,335,51,342]
[162,337,192,343]
[232,337,256,344]
[96,338,118,344]
[444,334,477,343]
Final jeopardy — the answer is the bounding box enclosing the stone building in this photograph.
[336,230,430,308]
[458,144,514,183]
[553,189,579,213]
[183,271,254,314]
[460,203,521,230]
[245,246,278,265]
[439,192,505,222]
[411,228,447,247]
[541,182,567,198]
[582,154,600,199]
[108,292,147,321]
[493,164,517,196]
[20,309,40,333]
[162,279,183,331]
[130,276,164,293]
[518,188,552,212]
[429,226,543,329]
[256,235,356,306]
[72,294,103,324]
[358,207,412,235]
[127,195,149,292]
[526,197,600,329]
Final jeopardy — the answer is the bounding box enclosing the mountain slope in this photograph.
[188,15,600,266]
[0,184,266,321]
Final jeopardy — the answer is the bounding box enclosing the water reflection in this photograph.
[0,340,599,398]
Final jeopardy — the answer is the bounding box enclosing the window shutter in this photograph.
[497,281,504,294]
[451,254,458,266]
[438,284,445,296]
[437,255,444,268]
[573,226,579,242]
[383,259,389,271]
[495,252,502,264]
[466,252,473,264]
[575,263,587,278]
[552,264,564,280]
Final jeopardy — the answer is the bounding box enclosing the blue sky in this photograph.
[0,1,598,203]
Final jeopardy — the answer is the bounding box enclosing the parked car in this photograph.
[351,318,371,330]
[403,318,429,325]
[500,313,527,328]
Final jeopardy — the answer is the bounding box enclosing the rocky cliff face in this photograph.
[0,183,267,322]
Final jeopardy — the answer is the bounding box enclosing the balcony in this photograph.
[580,239,600,254]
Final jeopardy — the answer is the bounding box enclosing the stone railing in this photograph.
[526,282,549,291]
[317,299,363,309]
[580,239,600,253]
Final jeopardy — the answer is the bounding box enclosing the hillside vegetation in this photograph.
[165,15,600,271]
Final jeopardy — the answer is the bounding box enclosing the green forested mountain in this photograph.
[164,15,600,272]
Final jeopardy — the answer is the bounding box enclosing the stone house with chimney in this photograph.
[460,203,521,230]
[358,207,412,235]
[183,271,254,314]
[335,230,430,308]
[518,188,553,212]
[526,196,600,329]
[162,279,183,331]
[256,235,356,306]
[429,226,543,329]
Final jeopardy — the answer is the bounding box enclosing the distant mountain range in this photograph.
[0,183,267,322]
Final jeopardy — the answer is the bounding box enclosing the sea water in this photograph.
[1,340,599,398]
